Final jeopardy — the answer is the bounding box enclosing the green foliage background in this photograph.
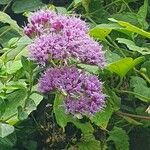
[0,0,150,149]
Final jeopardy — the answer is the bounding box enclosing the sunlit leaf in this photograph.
[106,57,144,77]
[90,102,113,129]
[90,24,120,40]
[109,18,150,39]
[6,60,22,74]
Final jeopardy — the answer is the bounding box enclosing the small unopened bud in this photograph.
[140,68,147,73]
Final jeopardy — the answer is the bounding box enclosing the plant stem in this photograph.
[116,77,123,89]
[3,0,13,12]
[116,89,150,102]
[67,1,74,11]
[116,111,150,120]
[134,68,150,85]
[2,113,17,122]
[104,0,121,9]
[107,35,126,57]
[121,0,132,12]
[85,16,97,25]
[24,67,33,108]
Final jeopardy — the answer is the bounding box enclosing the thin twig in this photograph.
[116,111,150,120]
[3,0,13,12]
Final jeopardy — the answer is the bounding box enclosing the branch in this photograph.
[116,111,150,120]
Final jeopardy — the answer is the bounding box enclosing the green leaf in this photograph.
[106,57,144,77]
[121,116,143,125]
[2,89,27,123]
[17,106,28,121]
[74,0,82,5]
[53,94,71,130]
[77,138,101,150]
[72,120,94,135]
[82,0,90,12]
[105,51,121,64]
[0,26,20,47]
[5,80,27,91]
[137,0,148,29]
[130,76,147,87]
[0,132,16,149]
[130,76,150,102]
[30,93,43,106]
[106,89,121,111]
[56,7,67,14]
[90,102,113,129]
[111,12,140,27]
[109,18,150,39]
[117,38,150,55]
[0,123,14,138]
[0,98,6,118]
[0,11,22,34]
[90,23,121,40]
[21,56,37,73]
[1,36,31,62]
[22,140,37,150]
[12,0,45,13]
[6,60,22,74]
[107,127,129,150]
[142,61,150,76]
[24,93,43,115]
[88,0,109,24]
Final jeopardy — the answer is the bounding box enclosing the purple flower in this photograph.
[24,10,57,37]
[25,10,105,67]
[38,67,106,116]
[24,10,88,38]
[29,33,105,67]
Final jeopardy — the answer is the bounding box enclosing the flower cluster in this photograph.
[29,34,105,67]
[25,9,106,117]
[24,10,105,67]
[24,10,88,38]
[39,67,105,116]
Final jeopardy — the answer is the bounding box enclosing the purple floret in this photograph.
[29,33,105,67]
[24,10,105,67]
[24,10,56,37]
[38,67,105,116]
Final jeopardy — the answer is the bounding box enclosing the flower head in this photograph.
[25,10,105,67]
[29,33,105,67]
[24,10,56,37]
[38,67,105,116]
[24,10,88,38]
